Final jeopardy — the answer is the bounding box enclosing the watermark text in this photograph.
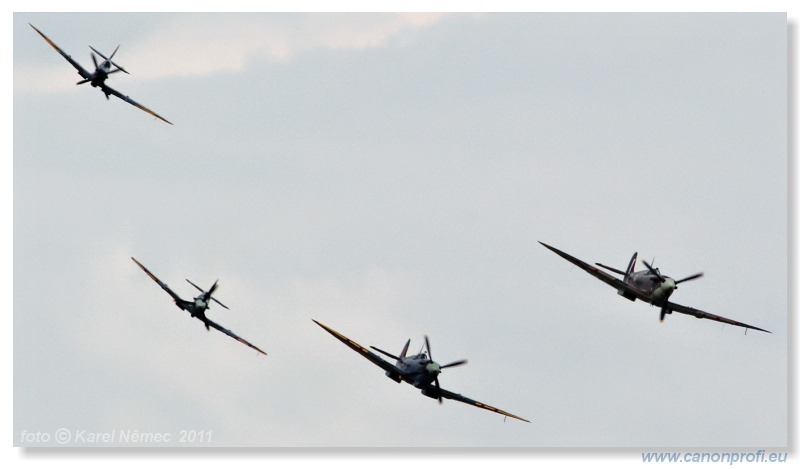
[642,450,788,464]
[19,428,213,446]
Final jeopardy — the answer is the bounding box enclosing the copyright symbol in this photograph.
[55,428,71,444]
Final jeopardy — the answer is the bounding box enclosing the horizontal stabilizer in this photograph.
[596,262,627,276]
[370,345,401,361]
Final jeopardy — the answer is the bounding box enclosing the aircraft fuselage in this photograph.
[78,61,112,88]
[174,296,211,326]
[392,353,441,389]
[625,269,677,306]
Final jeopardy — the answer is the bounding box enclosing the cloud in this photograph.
[17,13,454,94]
[142,13,451,77]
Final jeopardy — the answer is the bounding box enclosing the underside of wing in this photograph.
[99,83,173,124]
[205,318,267,355]
[667,302,771,333]
[30,23,92,80]
[131,257,184,304]
[539,242,635,295]
[434,386,530,423]
[312,319,404,377]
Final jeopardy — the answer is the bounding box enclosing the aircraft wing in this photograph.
[98,83,173,125]
[432,385,530,423]
[131,257,186,305]
[312,319,405,377]
[667,301,771,333]
[204,317,267,355]
[30,24,93,80]
[539,242,649,300]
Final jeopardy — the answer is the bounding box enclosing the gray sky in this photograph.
[12,11,787,450]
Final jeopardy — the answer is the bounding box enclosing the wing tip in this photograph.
[538,241,561,255]
[312,318,335,334]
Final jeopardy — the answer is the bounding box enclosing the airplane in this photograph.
[312,319,529,422]
[538,242,770,333]
[30,24,172,125]
[131,257,266,355]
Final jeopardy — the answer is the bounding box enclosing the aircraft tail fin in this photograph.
[625,252,638,278]
[595,252,639,281]
[614,251,639,302]
[399,339,410,360]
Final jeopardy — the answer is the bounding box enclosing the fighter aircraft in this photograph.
[29,24,172,125]
[312,319,529,422]
[132,257,266,355]
[539,242,770,333]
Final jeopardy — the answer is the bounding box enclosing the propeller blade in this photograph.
[91,52,98,69]
[203,281,226,308]
[90,45,109,61]
[675,272,703,284]
[441,359,468,369]
[110,60,129,74]
[660,305,670,322]
[186,279,204,292]
[642,259,665,282]
[211,297,229,310]
[434,377,443,404]
[424,335,433,361]
[90,45,117,61]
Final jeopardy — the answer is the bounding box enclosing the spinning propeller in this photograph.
[186,279,230,309]
[641,259,704,287]
[424,335,468,404]
[641,259,703,321]
[90,45,129,74]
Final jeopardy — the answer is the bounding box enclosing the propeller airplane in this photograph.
[30,24,172,125]
[312,319,529,422]
[539,242,770,333]
[132,257,266,355]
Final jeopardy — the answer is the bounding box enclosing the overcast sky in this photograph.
[12,11,787,451]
